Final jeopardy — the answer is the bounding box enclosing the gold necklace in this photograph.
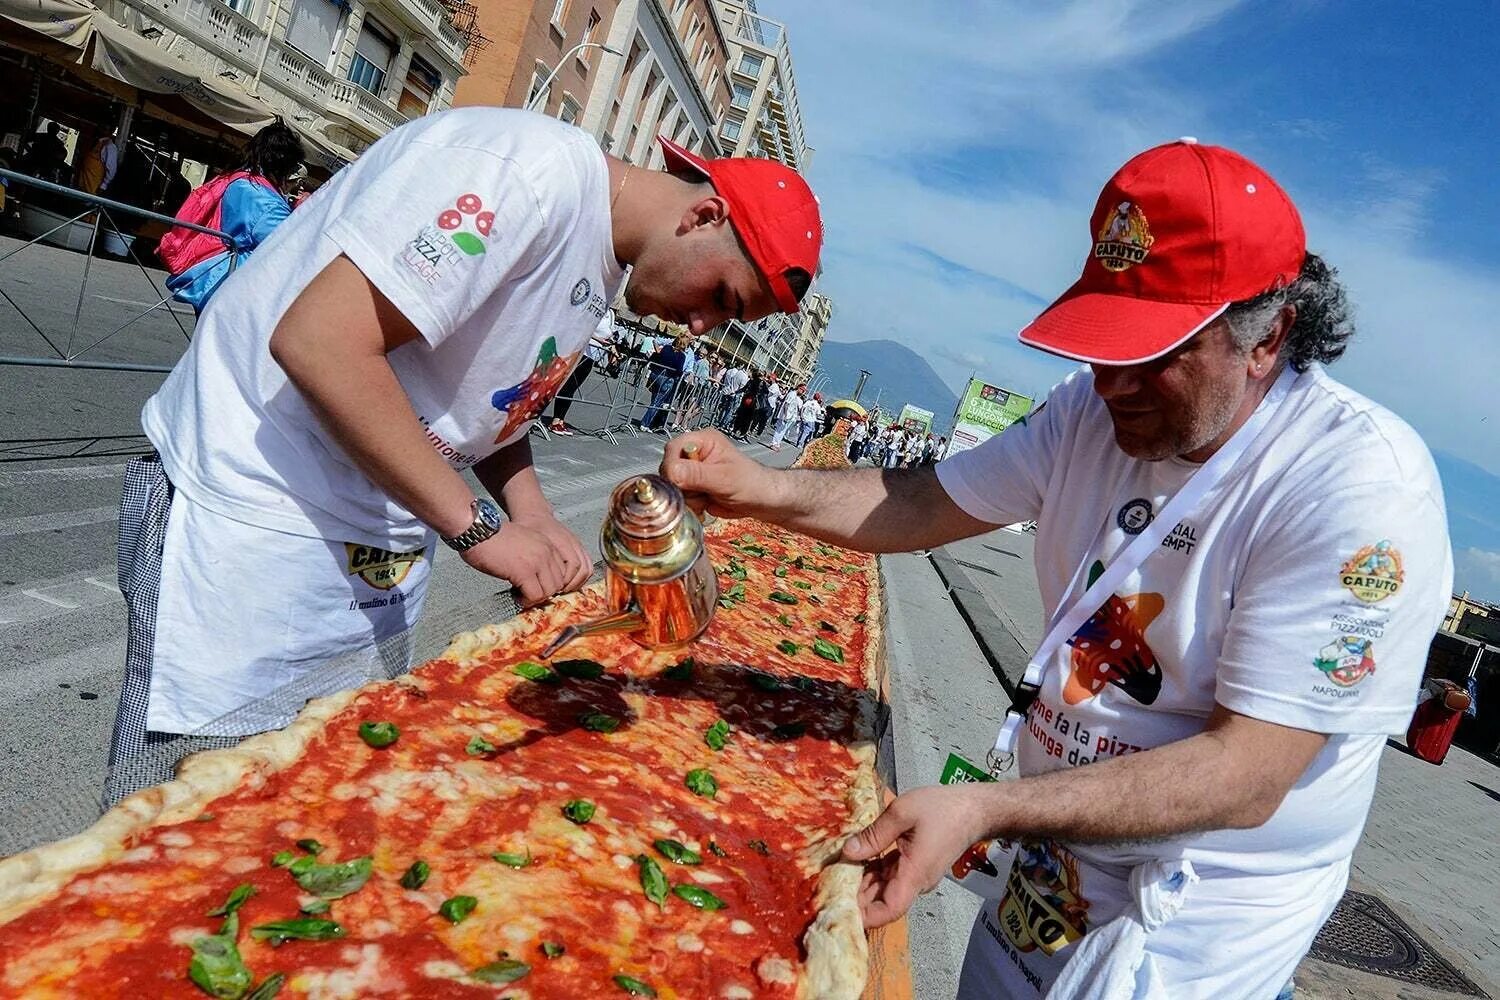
[610,165,630,213]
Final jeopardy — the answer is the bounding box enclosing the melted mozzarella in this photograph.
[756,956,796,985]
[675,933,704,953]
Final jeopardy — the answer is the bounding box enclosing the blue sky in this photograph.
[762,0,1500,599]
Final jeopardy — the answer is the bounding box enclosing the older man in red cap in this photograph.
[107,107,822,802]
[662,139,1450,996]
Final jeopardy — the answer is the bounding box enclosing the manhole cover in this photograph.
[1309,891,1488,997]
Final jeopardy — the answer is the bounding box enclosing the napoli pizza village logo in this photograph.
[1063,561,1164,706]
[344,543,424,591]
[1093,201,1154,272]
[1313,635,1377,688]
[1116,498,1153,535]
[997,840,1090,956]
[1339,540,1404,604]
[490,336,580,442]
[397,192,495,286]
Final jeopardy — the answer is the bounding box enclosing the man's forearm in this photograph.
[474,438,552,520]
[752,465,994,553]
[273,346,474,538]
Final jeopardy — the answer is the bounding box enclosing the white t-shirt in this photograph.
[937,364,1452,994]
[722,367,749,396]
[143,109,624,549]
[777,390,803,421]
[799,398,823,423]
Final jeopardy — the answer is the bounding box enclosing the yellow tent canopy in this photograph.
[827,399,868,417]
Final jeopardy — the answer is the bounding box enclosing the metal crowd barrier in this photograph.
[0,167,231,374]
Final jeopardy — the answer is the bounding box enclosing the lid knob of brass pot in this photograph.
[600,474,704,583]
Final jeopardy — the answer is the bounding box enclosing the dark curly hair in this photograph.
[1224,252,1354,372]
[241,121,305,186]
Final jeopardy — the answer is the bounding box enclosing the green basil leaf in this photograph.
[614,974,659,996]
[823,582,838,592]
[286,855,317,877]
[661,658,694,682]
[671,884,727,910]
[768,591,798,605]
[249,919,346,946]
[298,899,330,915]
[773,566,788,578]
[270,851,295,869]
[438,895,478,924]
[399,859,430,890]
[245,973,286,1000]
[491,849,530,868]
[726,558,749,581]
[707,840,728,858]
[733,541,768,557]
[854,612,867,624]
[819,620,839,633]
[814,543,836,556]
[748,839,770,855]
[807,594,823,606]
[704,719,730,751]
[513,660,559,683]
[188,926,252,998]
[295,839,324,856]
[747,670,781,692]
[636,854,668,909]
[290,856,373,899]
[472,958,531,984]
[357,721,399,748]
[207,882,255,918]
[553,658,606,680]
[562,799,596,824]
[777,639,800,656]
[653,839,702,865]
[776,613,794,627]
[771,722,806,741]
[541,940,565,959]
[685,768,718,799]
[579,711,621,733]
[466,735,496,755]
[812,638,845,664]
[791,581,813,590]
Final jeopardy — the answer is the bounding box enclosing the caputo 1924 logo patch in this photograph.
[1339,540,1404,604]
[345,544,424,590]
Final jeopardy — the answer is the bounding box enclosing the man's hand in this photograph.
[660,430,779,518]
[841,785,986,928]
[511,511,593,593]
[459,522,572,606]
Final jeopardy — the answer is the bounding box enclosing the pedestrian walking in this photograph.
[797,392,824,446]
[159,122,306,313]
[641,333,689,431]
[546,309,616,436]
[883,425,905,468]
[754,374,779,437]
[770,382,804,451]
[660,139,1447,1000]
[107,110,823,802]
[847,417,868,463]
[719,361,749,428]
[732,369,764,439]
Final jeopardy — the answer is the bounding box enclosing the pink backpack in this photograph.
[157,170,277,275]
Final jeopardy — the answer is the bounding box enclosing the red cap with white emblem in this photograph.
[657,136,823,313]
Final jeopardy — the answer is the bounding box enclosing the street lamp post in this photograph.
[527,43,626,114]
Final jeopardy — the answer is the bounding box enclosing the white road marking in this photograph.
[84,577,120,593]
[22,588,80,609]
[0,462,131,486]
[0,505,116,537]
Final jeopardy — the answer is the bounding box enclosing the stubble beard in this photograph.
[1111,385,1241,462]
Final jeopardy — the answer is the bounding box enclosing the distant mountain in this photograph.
[816,339,960,430]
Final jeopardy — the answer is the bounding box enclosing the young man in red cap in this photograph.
[107,107,821,801]
[661,139,1450,996]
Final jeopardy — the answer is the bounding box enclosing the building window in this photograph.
[578,9,600,65]
[222,0,254,18]
[397,53,440,118]
[731,81,752,110]
[284,0,343,66]
[737,52,763,77]
[526,60,549,108]
[706,67,720,98]
[550,0,569,31]
[347,15,396,95]
[721,119,741,141]
[558,94,581,124]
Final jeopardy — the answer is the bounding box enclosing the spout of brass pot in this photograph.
[540,606,646,659]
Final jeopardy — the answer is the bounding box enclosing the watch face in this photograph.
[476,499,503,531]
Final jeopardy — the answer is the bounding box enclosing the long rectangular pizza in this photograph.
[0,520,882,999]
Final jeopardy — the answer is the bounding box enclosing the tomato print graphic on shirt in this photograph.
[1062,560,1165,706]
[489,336,579,442]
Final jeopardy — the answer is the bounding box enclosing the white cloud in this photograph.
[1456,548,1500,602]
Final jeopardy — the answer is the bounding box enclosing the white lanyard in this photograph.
[989,367,1297,770]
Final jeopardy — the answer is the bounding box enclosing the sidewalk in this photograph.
[925,532,1499,999]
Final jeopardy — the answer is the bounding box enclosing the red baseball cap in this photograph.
[658,136,822,313]
[1020,139,1306,365]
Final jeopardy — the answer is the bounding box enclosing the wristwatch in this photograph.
[442,497,503,552]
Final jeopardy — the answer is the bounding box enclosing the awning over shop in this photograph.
[0,0,353,170]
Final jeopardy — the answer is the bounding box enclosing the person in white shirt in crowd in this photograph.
[760,376,783,440]
[718,361,749,428]
[883,424,906,469]
[660,140,1449,1000]
[796,391,824,447]
[770,381,805,452]
[546,308,616,436]
[846,417,869,464]
[107,108,823,802]
[903,429,926,468]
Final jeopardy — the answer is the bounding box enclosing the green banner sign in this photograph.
[945,380,1033,458]
[939,752,995,785]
